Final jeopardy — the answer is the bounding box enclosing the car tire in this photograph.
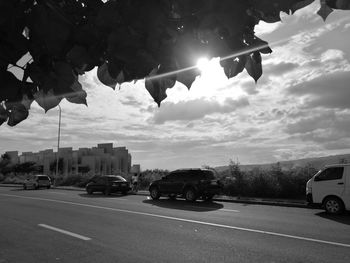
[47,185,51,189]
[87,188,93,195]
[324,197,344,215]
[184,188,197,202]
[203,194,214,201]
[122,191,128,195]
[150,187,160,200]
[23,184,27,190]
[168,194,177,200]
[35,184,39,190]
[104,188,111,196]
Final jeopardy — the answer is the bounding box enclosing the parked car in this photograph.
[149,168,223,202]
[23,175,51,190]
[86,175,131,195]
[306,164,350,214]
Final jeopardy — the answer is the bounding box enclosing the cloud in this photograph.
[264,62,299,76]
[285,111,335,134]
[288,71,350,109]
[150,97,249,124]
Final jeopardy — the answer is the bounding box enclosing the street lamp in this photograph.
[55,105,61,179]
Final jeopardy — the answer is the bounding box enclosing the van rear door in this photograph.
[312,166,345,203]
[343,166,350,209]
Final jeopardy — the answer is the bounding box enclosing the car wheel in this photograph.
[87,188,93,195]
[23,184,27,190]
[150,187,160,200]
[324,197,344,215]
[184,188,197,202]
[47,185,51,189]
[203,194,214,201]
[35,184,39,190]
[122,191,128,195]
[168,194,177,200]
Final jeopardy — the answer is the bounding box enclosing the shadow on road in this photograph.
[143,198,223,212]
[79,193,129,198]
[315,211,350,225]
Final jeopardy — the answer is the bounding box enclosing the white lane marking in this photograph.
[2,193,349,248]
[38,224,91,241]
[220,209,240,213]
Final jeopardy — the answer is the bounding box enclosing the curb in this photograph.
[0,184,308,208]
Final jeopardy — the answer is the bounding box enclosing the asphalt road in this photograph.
[0,187,349,263]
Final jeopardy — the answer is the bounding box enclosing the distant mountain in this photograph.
[215,153,350,173]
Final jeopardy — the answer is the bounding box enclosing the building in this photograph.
[3,143,138,177]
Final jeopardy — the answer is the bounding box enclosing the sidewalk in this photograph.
[0,183,308,208]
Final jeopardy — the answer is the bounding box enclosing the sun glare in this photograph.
[196,57,210,72]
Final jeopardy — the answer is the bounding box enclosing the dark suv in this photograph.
[149,169,222,202]
[86,175,131,195]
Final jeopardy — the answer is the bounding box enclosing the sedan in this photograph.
[86,175,131,195]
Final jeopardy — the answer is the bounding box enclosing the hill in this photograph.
[215,153,350,173]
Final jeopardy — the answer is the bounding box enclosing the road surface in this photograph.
[0,186,349,263]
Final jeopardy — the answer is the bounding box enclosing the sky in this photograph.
[1,2,350,170]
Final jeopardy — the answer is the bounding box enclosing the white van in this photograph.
[306,164,350,214]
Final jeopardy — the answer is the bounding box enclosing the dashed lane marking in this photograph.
[38,224,91,241]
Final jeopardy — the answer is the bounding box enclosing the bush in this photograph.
[217,163,315,199]
[56,174,91,188]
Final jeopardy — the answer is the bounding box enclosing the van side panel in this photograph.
[343,167,350,210]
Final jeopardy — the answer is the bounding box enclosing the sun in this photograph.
[196,57,210,72]
[192,57,228,96]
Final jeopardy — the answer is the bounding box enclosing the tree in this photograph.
[229,158,244,197]
[49,158,64,174]
[1,0,349,126]
[0,153,11,168]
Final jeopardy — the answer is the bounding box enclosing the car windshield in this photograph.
[107,175,126,182]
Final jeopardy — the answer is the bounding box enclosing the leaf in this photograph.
[6,103,29,127]
[65,89,88,105]
[97,62,121,89]
[0,104,8,126]
[29,4,71,56]
[65,76,88,106]
[0,70,22,101]
[21,94,34,110]
[145,66,177,107]
[0,33,28,65]
[66,45,92,74]
[247,36,273,54]
[245,52,262,82]
[34,89,61,112]
[317,1,334,21]
[222,55,247,78]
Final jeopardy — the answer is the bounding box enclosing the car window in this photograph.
[315,167,344,181]
[107,176,126,182]
[166,173,178,180]
[37,175,50,180]
[95,177,106,184]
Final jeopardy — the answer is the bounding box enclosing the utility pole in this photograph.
[55,105,61,182]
